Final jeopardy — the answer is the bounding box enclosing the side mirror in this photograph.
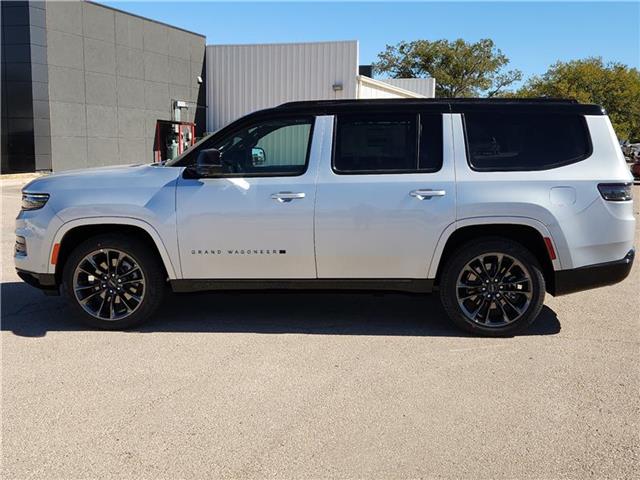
[251,147,266,166]
[195,148,222,177]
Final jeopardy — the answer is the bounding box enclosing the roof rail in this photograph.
[440,97,578,103]
[276,97,579,109]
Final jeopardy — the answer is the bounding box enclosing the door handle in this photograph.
[271,192,306,203]
[410,189,446,200]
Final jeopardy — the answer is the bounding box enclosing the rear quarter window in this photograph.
[464,112,592,171]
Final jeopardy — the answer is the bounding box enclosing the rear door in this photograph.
[314,111,456,278]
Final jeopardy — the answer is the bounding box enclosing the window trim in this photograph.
[331,113,443,175]
[183,115,316,179]
[462,112,593,173]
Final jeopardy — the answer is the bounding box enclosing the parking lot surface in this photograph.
[2,179,639,479]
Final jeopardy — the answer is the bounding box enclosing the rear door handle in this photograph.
[410,189,446,200]
[271,192,306,203]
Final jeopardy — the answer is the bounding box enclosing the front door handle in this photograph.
[271,192,306,203]
[410,189,446,200]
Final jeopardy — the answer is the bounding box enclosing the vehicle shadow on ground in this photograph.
[1,282,561,338]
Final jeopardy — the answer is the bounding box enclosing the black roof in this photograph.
[274,98,605,115]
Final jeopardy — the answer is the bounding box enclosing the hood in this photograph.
[23,164,183,221]
[23,164,180,193]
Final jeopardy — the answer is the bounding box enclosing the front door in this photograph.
[176,116,320,279]
[315,112,456,278]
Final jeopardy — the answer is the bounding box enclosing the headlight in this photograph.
[21,192,50,211]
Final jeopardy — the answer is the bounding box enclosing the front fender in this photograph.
[49,217,179,279]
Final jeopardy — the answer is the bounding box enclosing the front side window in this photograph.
[212,117,313,176]
[464,112,591,171]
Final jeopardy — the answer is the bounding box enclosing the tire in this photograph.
[62,234,166,330]
[439,237,545,337]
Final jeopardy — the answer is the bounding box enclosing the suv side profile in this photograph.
[15,99,635,336]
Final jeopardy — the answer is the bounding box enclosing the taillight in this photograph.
[598,183,633,201]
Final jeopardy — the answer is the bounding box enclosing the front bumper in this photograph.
[16,269,60,296]
[551,248,635,296]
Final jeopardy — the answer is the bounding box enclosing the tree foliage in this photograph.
[516,57,640,141]
[373,39,522,97]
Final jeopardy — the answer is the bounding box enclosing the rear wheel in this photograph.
[62,234,165,329]
[439,238,545,337]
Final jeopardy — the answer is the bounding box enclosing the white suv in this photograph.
[15,99,635,336]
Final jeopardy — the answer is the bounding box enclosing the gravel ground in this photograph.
[2,179,638,479]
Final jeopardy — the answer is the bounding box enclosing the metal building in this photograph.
[206,41,434,133]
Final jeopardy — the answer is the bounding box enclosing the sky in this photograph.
[102,1,640,84]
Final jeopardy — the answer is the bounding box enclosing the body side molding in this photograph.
[171,278,434,293]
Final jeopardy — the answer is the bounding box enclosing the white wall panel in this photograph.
[206,41,358,132]
[357,76,426,99]
[379,78,436,98]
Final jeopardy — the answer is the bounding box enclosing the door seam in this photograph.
[311,116,327,279]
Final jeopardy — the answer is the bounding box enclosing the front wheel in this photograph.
[439,238,546,337]
[62,234,165,329]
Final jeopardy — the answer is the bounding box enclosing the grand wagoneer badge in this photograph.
[191,249,287,255]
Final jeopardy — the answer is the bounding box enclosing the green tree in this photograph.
[516,57,640,141]
[374,39,522,97]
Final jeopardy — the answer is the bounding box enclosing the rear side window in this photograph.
[464,112,591,171]
[333,113,442,173]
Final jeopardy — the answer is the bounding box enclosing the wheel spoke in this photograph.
[495,298,510,323]
[96,293,107,316]
[473,297,490,323]
[478,256,494,280]
[79,290,102,305]
[459,291,480,300]
[107,295,115,320]
[75,284,96,293]
[84,256,103,275]
[120,266,141,279]
[496,255,514,282]
[502,293,525,314]
[457,285,482,300]
[114,252,124,274]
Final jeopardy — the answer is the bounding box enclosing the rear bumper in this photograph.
[552,248,635,296]
[16,269,59,296]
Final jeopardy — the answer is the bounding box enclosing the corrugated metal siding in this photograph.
[378,78,436,98]
[206,41,358,132]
